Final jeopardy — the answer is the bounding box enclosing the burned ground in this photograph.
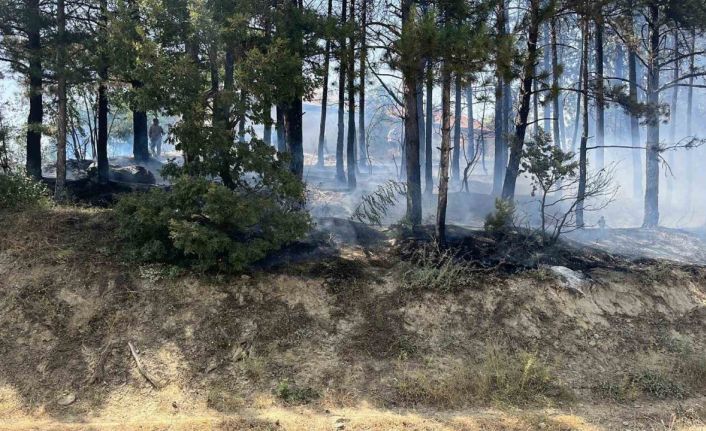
[0,207,705,430]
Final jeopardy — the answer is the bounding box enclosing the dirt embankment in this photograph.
[0,207,705,430]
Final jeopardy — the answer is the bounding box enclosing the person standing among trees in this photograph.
[148,118,164,157]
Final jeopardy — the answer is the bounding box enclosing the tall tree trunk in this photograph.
[401,0,422,226]
[317,0,332,166]
[492,0,507,196]
[576,14,590,228]
[424,63,433,194]
[436,62,452,245]
[550,15,560,149]
[416,83,424,172]
[264,110,273,145]
[452,74,461,181]
[686,28,695,202]
[96,0,109,184]
[501,0,540,200]
[542,22,550,133]
[346,0,356,188]
[571,31,584,153]
[358,0,367,169]
[132,106,148,160]
[466,85,475,161]
[276,104,286,152]
[285,101,304,179]
[667,31,679,198]
[627,10,642,199]
[26,0,43,180]
[594,10,605,169]
[643,3,660,228]
[336,0,347,182]
[532,76,539,135]
[129,0,149,161]
[55,0,67,199]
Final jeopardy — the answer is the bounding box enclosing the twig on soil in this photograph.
[128,341,162,389]
[86,340,116,385]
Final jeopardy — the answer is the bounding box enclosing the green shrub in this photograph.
[0,172,48,210]
[484,198,516,234]
[274,379,319,405]
[115,174,310,272]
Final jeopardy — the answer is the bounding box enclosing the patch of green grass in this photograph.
[274,379,319,405]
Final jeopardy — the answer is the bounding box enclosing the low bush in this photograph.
[484,198,516,234]
[0,172,48,210]
[274,379,319,405]
[115,174,310,272]
[400,243,471,292]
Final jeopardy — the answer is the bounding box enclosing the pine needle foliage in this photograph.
[351,180,406,226]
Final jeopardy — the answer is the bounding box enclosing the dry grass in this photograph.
[394,348,569,408]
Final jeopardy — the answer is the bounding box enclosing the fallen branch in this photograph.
[86,340,115,385]
[128,341,162,389]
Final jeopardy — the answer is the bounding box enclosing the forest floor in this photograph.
[1,206,706,430]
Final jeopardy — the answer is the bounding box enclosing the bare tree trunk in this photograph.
[97,0,109,184]
[276,104,286,152]
[317,0,332,166]
[436,62,452,245]
[492,0,507,196]
[346,0,356,188]
[452,74,462,181]
[542,22,550,133]
[594,10,605,169]
[285,100,304,179]
[627,7,642,199]
[532,76,539,135]
[416,83,424,172]
[643,3,660,228]
[25,0,43,180]
[686,28,695,202]
[336,0,347,183]
[571,30,584,153]
[466,85,475,161]
[424,64,433,194]
[667,31,679,199]
[129,0,149,161]
[501,0,540,200]
[55,0,67,199]
[401,0,422,225]
[358,0,367,169]
[550,14,560,149]
[576,14,590,228]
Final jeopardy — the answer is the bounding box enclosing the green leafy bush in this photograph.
[0,172,48,209]
[115,143,310,272]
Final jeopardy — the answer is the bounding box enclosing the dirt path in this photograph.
[2,400,705,431]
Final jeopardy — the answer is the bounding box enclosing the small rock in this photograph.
[589,340,596,347]
[622,421,629,426]
[548,266,587,296]
[538,422,546,429]
[241,274,251,281]
[57,393,76,406]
